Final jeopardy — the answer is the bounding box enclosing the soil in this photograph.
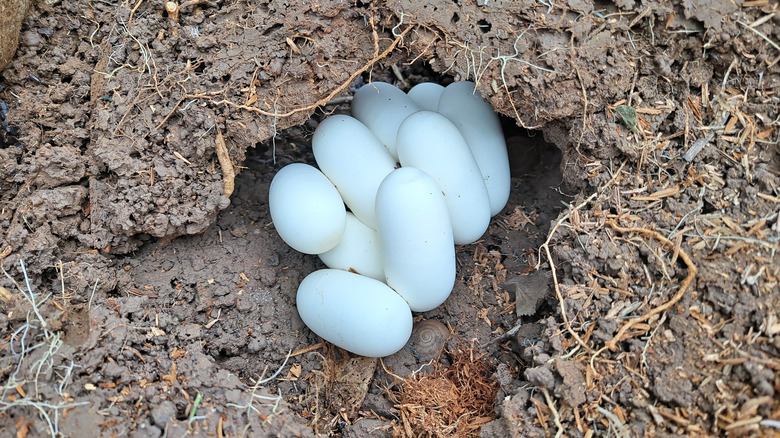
[1,0,779,437]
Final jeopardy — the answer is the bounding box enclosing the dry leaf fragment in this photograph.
[0,245,11,260]
[280,363,303,381]
[632,186,679,201]
[665,13,675,29]
[205,308,222,329]
[149,327,166,337]
[0,285,14,303]
[16,421,29,438]
[290,362,302,378]
[215,129,235,197]
[724,115,739,134]
[173,151,192,165]
[636,107,664,115]
[286,37,301,54]
[172,347,188,359]
[162,363,177,385]
[757,127,775,139]
[687,96,702,122]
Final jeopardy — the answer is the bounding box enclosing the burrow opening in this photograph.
[221,64,572,423]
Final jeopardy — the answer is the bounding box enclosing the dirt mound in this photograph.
[1,0,778,436]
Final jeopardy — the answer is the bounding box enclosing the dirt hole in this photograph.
[227,74,570,431]
[2,1,778,436]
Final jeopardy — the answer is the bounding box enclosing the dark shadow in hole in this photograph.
[499,113,568,263]
[262,23,283,36]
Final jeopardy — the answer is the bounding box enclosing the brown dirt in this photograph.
[1,0,779,437]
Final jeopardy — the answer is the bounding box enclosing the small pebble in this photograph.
[150,400,177,426]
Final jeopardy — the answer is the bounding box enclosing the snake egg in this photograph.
[437,81,511,216]
[396,110,491,245]
[407,82,444,111]
[318,212,384,281]
[269,163,346,254]
[375,167,456,312]
[312,114,396,229]
[296,269,413,357]
[351,81,421,159]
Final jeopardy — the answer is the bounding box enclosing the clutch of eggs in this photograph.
[269,81,510,357]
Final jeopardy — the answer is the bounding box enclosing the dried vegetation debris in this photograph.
[0,0,779,436]
[534,5,780,437]
[391,342,499,438]
[384,0,779,436]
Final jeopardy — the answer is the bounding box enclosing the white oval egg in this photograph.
[407,82,444,111]
[268,163,346,254]
[375,167,456,312]
[296,269,413,357]
[437,81,510,216]
[397,111,491,245]
[351,82,421,159]
[318,212,384,281]
[312,115,396,229]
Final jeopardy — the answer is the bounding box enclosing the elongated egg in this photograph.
[351,81,421,159]
[397,110,491,245]
[268,163,346,254]
[312,115,396,229]
[318,212,384,281]
[437,81,510,216]
[407,82,444,111]
[296,269,413,357]
[375,167,455,312]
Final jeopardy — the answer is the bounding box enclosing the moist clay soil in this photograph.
[1,0,779,437]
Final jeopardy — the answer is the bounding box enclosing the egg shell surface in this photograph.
[312,115,396,229]
[351,82,421,159]
[407,82,444,111]
[375,167,456,312]
[296,269,413,357]
[268,163,346,254]
[437,81,510,216]
[397,110,491,245]
[318,212,384,281]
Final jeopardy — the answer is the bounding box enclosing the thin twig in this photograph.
[597,407,631,438]
[482,319,522,347]
[603,222,697,351]
[214,26,414,119]
[537,191,602,355]
[128,0,144,23]
[540,388,563,438]
[738,20,780,52]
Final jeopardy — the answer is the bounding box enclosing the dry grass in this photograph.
[393,342,498,438]
[1,260,89,437]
